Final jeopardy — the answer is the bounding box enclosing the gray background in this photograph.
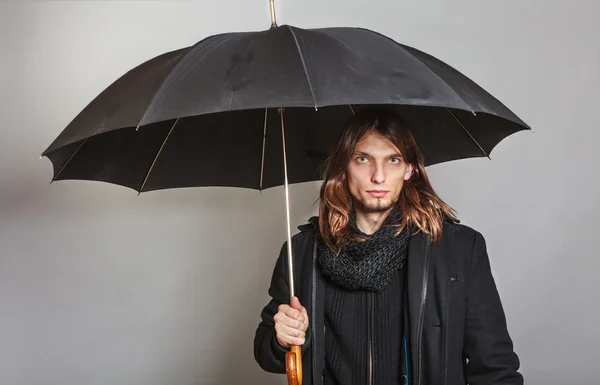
[1,0,598,384]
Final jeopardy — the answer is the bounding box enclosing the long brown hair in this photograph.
[318,107,457,252]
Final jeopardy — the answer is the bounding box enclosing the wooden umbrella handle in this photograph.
[286,345,302,385]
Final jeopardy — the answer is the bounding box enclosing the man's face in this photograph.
[346,131,413,214]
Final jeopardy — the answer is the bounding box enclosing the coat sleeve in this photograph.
[253,241,312,373]
[463,231,524,385]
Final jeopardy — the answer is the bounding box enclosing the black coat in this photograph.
[254,218,523,385]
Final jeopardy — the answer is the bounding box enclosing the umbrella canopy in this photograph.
[41,25,530,193]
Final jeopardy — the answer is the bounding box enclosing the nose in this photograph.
[371,162,385,184]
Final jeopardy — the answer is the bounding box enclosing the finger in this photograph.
[281,305,304,322]
[278,304,290,314]
[276,333,305,348]
[297,306,308,323]
[276,315,305,331]
[273,309,284,324]
[276,329,306,347]
[286,336,306,346]
[275,321,306,339]
[300,307,309,328]
[277,305,301,321]
[278,335,306,347]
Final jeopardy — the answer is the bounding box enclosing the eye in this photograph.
[356,156,369,163]
[389,157,401,165]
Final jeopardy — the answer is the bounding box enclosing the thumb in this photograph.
[290,296,302,310]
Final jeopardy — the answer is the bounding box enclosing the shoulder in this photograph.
[276,216,319,253]
[435,220,491,277]
[438,219,486,252]
[285,216,319,250]
[297,215,319,234]
[269,217,319,268]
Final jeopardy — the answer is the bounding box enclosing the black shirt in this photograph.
[323,267,406,385]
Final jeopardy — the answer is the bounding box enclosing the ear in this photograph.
[404,164,414,181]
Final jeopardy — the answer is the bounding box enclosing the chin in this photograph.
[358,198,394,213]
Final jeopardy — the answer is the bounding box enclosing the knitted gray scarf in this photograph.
[317,208,409,291]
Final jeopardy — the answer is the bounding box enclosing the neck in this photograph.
[354,207,393,234]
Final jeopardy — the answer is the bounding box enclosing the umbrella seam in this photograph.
[137,34,240,128]
[401,46,473,111]
[351,27,473,109]
[286,26,318,107]
[318,27,471,110]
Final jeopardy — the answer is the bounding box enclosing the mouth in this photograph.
[367,190,389,198]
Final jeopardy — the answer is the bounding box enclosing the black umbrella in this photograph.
[42,27,530,193]
[41,3,530,383]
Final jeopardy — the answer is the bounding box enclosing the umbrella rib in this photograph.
[51,137,88,182]
[139,118,179,193]
[286,26,317,108]
[445,108,490,159]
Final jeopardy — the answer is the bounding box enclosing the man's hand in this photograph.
[274,296,309,348]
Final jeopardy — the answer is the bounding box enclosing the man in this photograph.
[254,107,523,385]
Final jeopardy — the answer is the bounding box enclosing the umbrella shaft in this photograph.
[269,0,277,28]
[280,108,295,299]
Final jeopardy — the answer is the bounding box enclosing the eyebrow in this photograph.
[353,151,403,158]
